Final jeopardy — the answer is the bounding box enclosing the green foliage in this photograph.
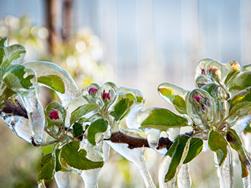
[38,75,65,93]
[87,118,108,145]
[141,108,188,131]
[70,103,99,125]
[183,137,203,164]
[208,130,228,166]
[165,135,190,181]
[38,153,55,181]
[110,97,134,121]
[60,141,104,170]
[226,128,250,177]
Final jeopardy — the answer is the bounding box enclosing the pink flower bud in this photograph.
[193,95,202,103]
[201,68,206,75]
[88,87,98,95]
[102,90,111,101]
[49,110,59,120]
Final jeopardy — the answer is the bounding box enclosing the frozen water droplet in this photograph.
[158,156,176,188]
[24,61,79,106]
[146,129,160,149]
[54,171,71,188]
[18,89,45,144]
[177,164,191,188]
[214,147,233,188]
[106,141,156,188]
[81,168,101,188]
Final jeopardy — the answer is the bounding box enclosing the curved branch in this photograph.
[1,103,173,149]
[109,131,173,149]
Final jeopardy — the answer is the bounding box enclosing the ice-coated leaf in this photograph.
[3,64,34,91]
[183,137,203,164]
[87,118,108,145]
[1,44,26,67]
[208,130,228,166]
[110,97,134,121]
[195,58,228,83]
[228,71,251,92]
[226,128,250,177]
[186,88,216,129]
[141,108,188,131]
[60,141,104,170]
[24,61,79,106]
[229,101,251,120]
[70,103,99,125]
[165,135,190,182]
[38,153,55,181]
[229,87,251,108]
[158,82,187,114]
[38,75,65,93]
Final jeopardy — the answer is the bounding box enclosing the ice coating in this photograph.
[126,104,148,129]
[158,156,176,188]
[214,147,233,188]
[23,61,79,106]
[146,129,160,149]
[177,164,191,188]
[242,134,251,188]
[81,168,101,188]
[106,141,156,188]
[54,171,71,188]
[18,88,45,144]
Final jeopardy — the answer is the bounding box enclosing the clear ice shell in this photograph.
[158,82,187,104]
[18,88,45,144]
[126,104,148,129]
[158,156,176,188]
[177,164,191,188]
[80,168,101,188]
[214,147,233,188]
[146,129,160,149]
[106,141,156,188]
[23,61,79,106]
[54,171,71,188]
[242,133,251,188]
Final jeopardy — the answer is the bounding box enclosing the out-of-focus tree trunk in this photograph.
[45,0,58,55]
[62,0,73,41]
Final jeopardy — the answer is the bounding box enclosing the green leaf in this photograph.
[110,97,133,121]
[87,119,108,145]
[55,149,62,172]
[60,141,103,170]
[208,130,228,166]
[0,37,7,47]
[158,83,187,114]
[165,135,190,182]
[229,101,251,118]
[141,108,188,131]
[38,75,65,94]
[226,128,250,177]
[72,122,83,138]
[229,87,251,108]
[38,153,55,181]
[1,44,26,67]
[70,103,99,125]
[224,70,240,86]
[3,64,33,90]
[244,123,251,134]
[183,137,203,164]
[228,71,251,91]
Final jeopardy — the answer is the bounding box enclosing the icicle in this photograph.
[54,171,71,188]
[18,88,45,144]
[242,133,251,188]
[214,147,233,188]
[158,156,176,188]
[106,141,156,188]
[146,129,160,149]
[177,164,191,188]
[80,168,101,188]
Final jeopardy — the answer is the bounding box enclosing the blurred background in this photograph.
[0,0,249,187]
